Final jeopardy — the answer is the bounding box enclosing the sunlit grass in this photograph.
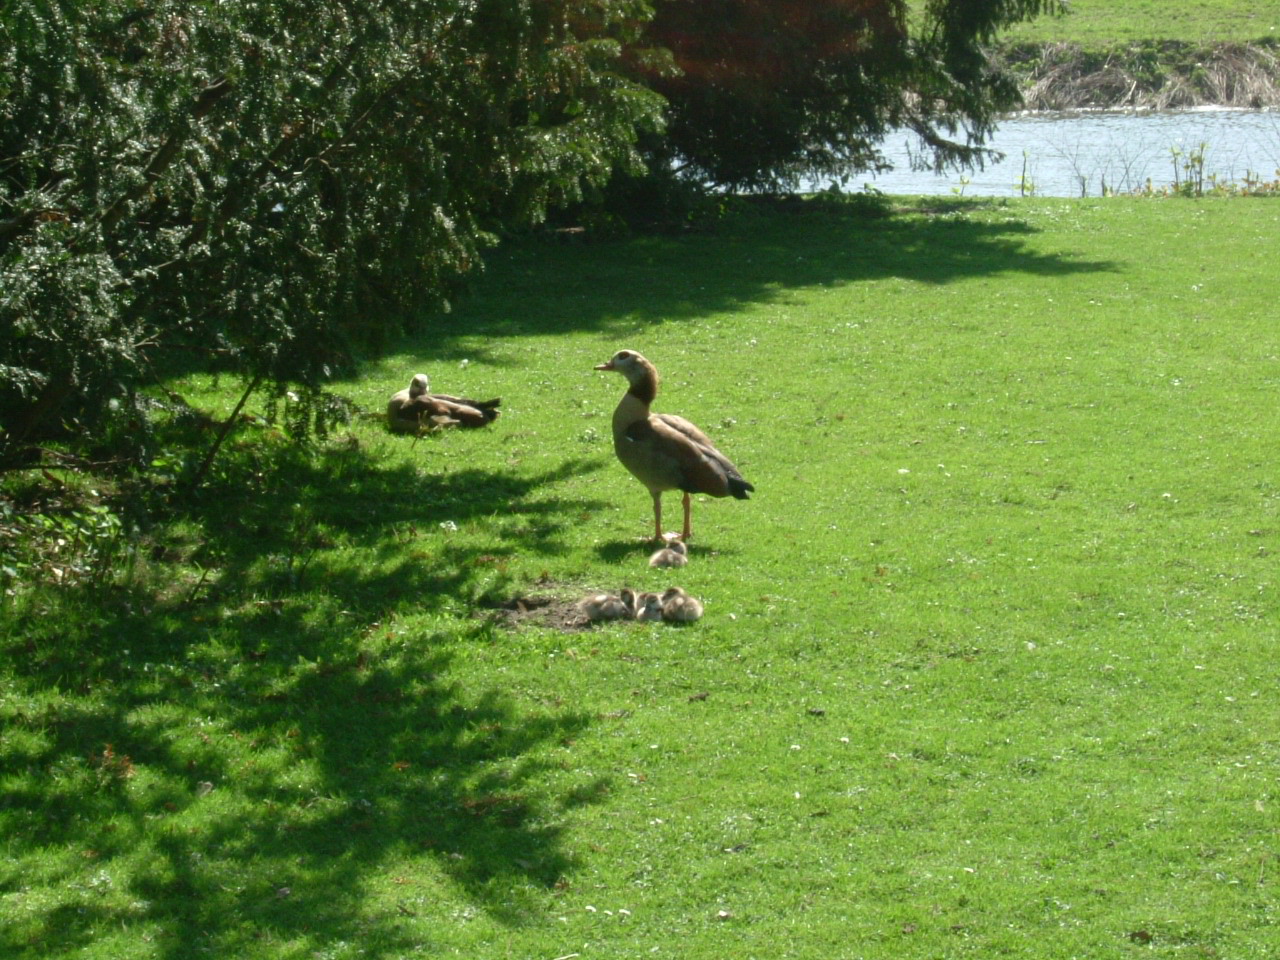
[3,195,1279,958]
[1034,0,1277,45]
[913,0,1280,45]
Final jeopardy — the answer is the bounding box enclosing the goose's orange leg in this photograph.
[651,491,665,542]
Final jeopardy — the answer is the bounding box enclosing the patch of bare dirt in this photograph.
[479,593,594,632]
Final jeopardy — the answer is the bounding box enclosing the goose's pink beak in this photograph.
[594,360,615,371]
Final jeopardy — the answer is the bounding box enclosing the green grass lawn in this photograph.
[998,0,1280,45]
[3,193,1277,958]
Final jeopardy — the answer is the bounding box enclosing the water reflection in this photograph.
[810,109,1280,197]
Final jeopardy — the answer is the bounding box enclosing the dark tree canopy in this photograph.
[1,0,1062,471]
[639,0,1065,190]
[0,0,663,461]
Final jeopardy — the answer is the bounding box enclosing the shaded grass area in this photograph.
[356,196,1114,369]
[4,195,1279,958]
[2,439,611,955]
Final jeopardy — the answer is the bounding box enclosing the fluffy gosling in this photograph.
[631,590,665,622]
[648,538,689,568]
[659,586,704,623]
[578,590,632,622]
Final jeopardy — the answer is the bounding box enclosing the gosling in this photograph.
[659,586,704,623]
[631,590,665,622]
[578,590,632,622]
[648,539,689,569]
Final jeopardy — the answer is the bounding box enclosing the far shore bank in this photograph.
[999,39,1280,111]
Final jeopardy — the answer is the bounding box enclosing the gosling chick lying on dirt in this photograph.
[578,588,636,622]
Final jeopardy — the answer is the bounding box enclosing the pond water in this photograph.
[809,109,1280,197]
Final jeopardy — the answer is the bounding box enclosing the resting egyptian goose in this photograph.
[595,350,754,541]
[659,586,704,623]
[387,373,500,434]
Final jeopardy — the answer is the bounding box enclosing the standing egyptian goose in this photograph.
[387,373,500,433]
[594,350,753,541]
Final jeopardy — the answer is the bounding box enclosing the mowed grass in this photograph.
[3,194,1279,959]
[996,0,1280,44]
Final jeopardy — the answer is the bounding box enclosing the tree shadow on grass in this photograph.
[593,537,740,565]
[173,440,608,612]
[0,442,611,958]
[391,197,1117,360]
[2,616,598,956]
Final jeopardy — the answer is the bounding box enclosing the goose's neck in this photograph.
[612,364,657,431]
[613,391,649,432]
[627,366,658,406]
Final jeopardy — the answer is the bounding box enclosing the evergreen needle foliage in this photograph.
[0,0,663,463]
